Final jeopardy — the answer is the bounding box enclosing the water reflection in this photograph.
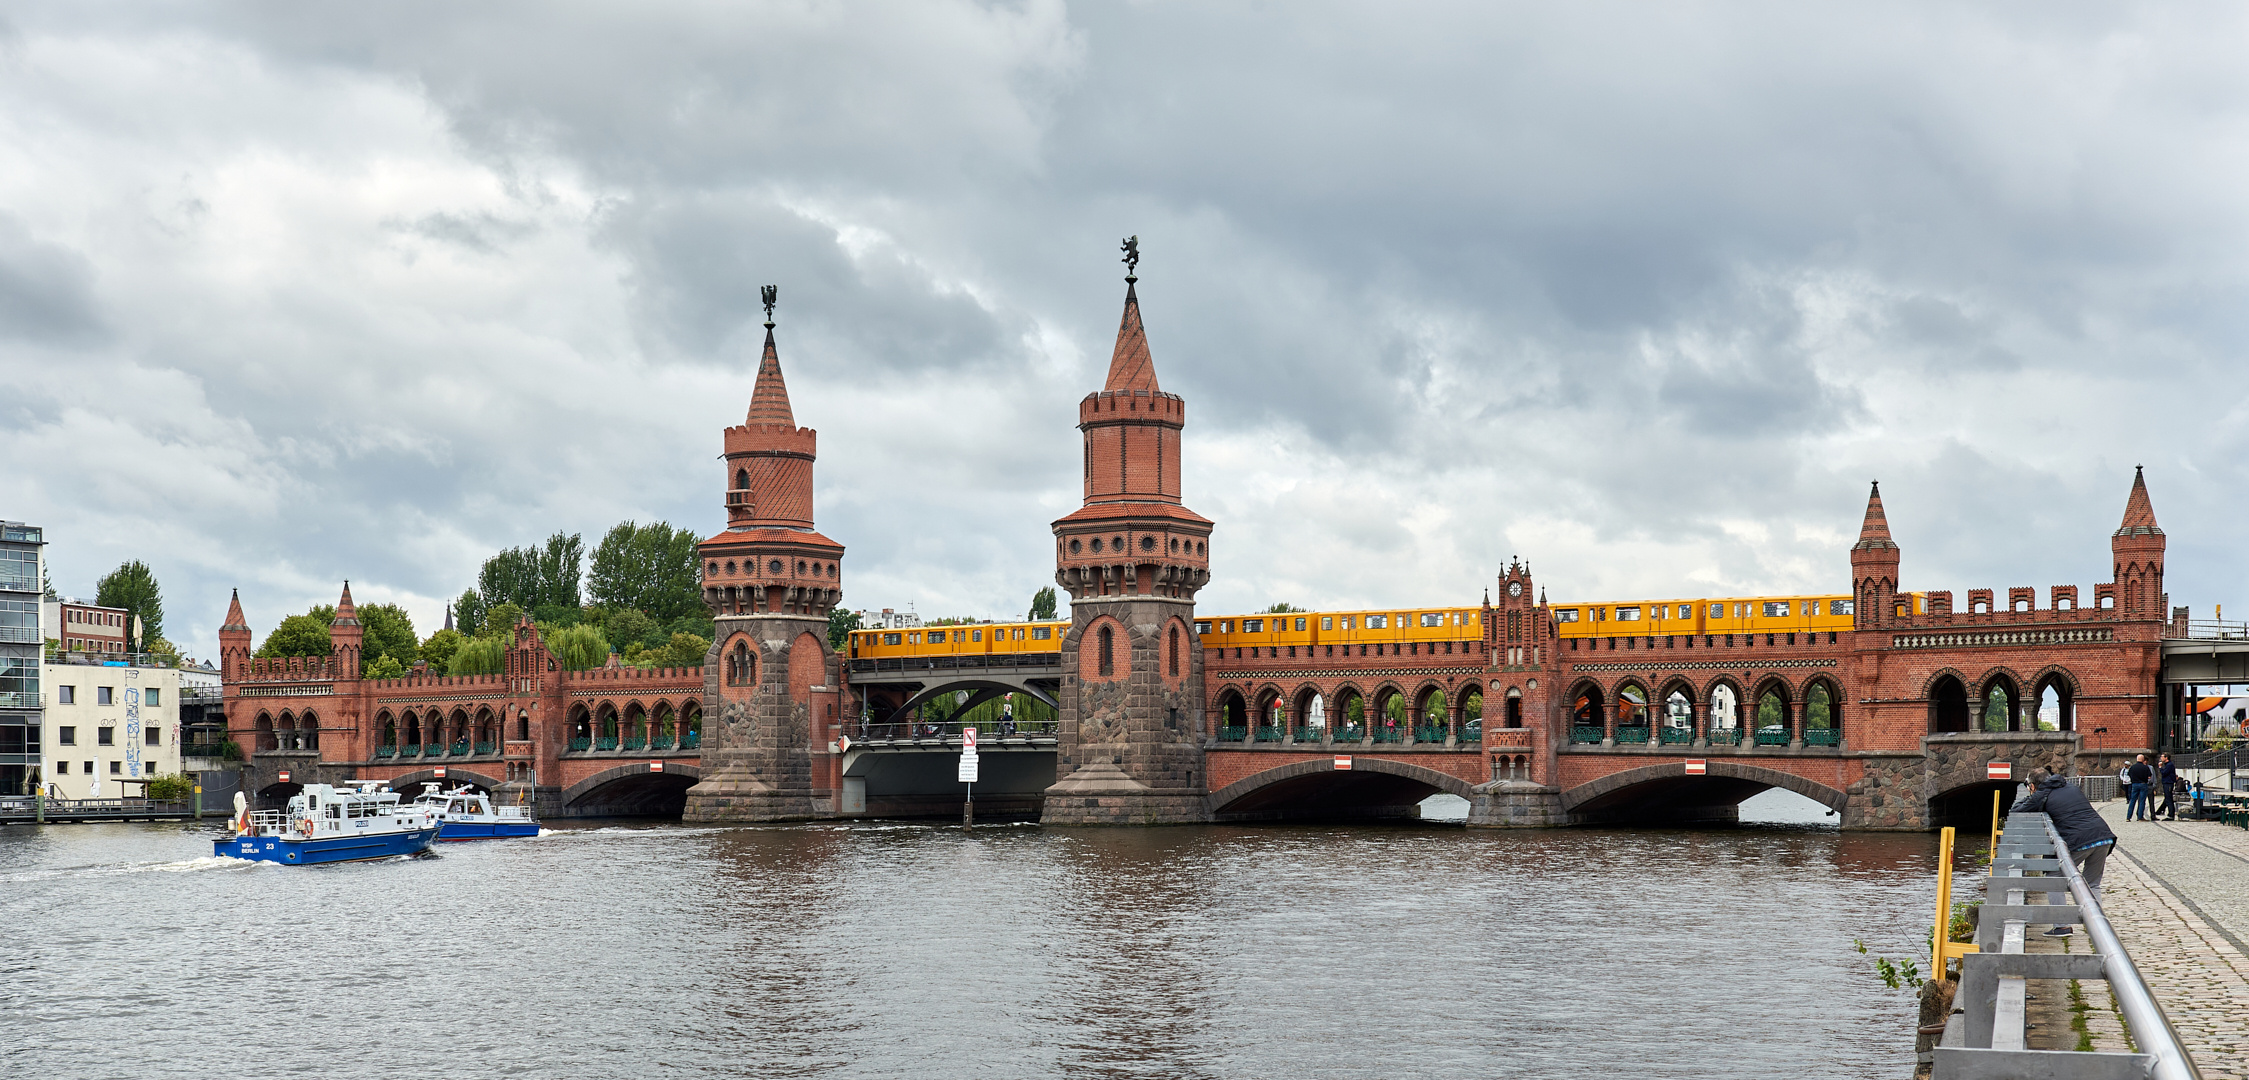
[3,818,1937,1079]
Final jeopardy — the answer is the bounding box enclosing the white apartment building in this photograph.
[40,659,181,799]
[855,607,923,629]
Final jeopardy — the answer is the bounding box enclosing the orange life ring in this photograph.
[300,818,316,836]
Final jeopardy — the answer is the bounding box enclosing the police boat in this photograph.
[216,782,438,865]
[414,784,542,841]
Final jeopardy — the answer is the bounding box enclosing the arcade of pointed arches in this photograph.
[363,698,704,758]
[1208,679,1519,748]
[1563,673,1849,747]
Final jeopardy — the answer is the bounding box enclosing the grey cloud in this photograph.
[0,214,105,346]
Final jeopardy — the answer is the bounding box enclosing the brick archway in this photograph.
[1205,756,1478,820]
[1561,760,1848,815]
[387,767,502,792]
[561,762,703,808]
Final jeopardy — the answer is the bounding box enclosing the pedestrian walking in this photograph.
[2012,769,2118,934]
[2125,754,2155,820]
[2156,752,2179,820]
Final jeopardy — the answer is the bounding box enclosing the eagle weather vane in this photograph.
[1121,235,1139,281]
[759,284,778,328]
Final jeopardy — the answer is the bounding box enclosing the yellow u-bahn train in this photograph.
[847,591,1926,661]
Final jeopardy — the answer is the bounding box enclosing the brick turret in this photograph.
[1851,482,1901,630]
[2112,467,2165,619]
[219,589,252,679]
[1044,259,1211,825]
[330,581,363,678]
[684,293,845,823]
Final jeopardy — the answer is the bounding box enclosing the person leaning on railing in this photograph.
[2011,768,2119,936]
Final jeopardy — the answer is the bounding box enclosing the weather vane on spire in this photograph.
[760,284,777,328]
[1120,235,1139,282]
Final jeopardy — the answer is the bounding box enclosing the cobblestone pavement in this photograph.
[2093,801,2249,1077]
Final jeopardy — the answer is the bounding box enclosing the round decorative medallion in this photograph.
[1507,581,1523,597]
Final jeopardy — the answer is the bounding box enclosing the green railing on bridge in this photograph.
[1614,726,1649,745]
[1803,727,1840,747]
[650,735,674,750]
[1569,725,1604,744]
[623,735,647,751]
[1753,727,1790,746]
[568,737,591,751]
[595,737,619,751]
[1658,726,1693,745]
[375,745,397,757]
[1459,721,1481,743]
[1253,726,1282,743]
[681,731,700,749]
[1218,725,1247,742]
[449,740,471,756]
[1293,726,1324,742]
[1371,727,1402,744]
[474,741,495,756]
[1706,728,1741,746]
[1412,724,1446,744]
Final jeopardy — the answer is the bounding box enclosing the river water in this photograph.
[4,796,1940,1079]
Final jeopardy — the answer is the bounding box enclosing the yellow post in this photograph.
[1989,789,2002,866]
[1933,825,1955,978]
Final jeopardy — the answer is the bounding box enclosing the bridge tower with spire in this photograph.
[682,289,846,822]
[1042,246,1216,824]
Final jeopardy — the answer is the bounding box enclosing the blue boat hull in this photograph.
[436,820,541,841]
[215,828,436,865]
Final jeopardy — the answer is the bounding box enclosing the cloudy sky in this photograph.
[4,2,2246,658]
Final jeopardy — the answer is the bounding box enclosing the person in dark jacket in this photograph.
[2011,771,2119,935]
[2125,755,2156,820]
[2156,753,2180,821]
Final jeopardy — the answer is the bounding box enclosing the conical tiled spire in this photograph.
[2116,466,2163,536]
[746,326,796,426]
[1853,482,1896,550]
[222,588,249,632]
[334,581,359,626]
[1102,280,1160,393]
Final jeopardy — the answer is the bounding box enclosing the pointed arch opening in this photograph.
[2033,673,2075,732]
[1570,682,1605,743]
[1614,681,1650,744]
[1929,674,1971,733]
[1215,688,1249,741]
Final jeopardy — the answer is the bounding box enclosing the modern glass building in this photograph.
[0,520,45,796]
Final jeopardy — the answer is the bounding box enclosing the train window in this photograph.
[1221,621,1233,633]
[1014,629,1025,640]
[1420,613,1443,627]
[1829,599,1854,615]
[1677,605,1692,619]
[1735,603,1749,618]
[1321,617,1333,630]
[1615,607,1640,622]
[1593,608,1606,622]
[1340,616,1354,629]
[972,630,982,642]
[1034,627,1053,640]
[1244,619,1264,633]
[1762,602,1790,617]
[1194,622,1211,634]
[883,633,902,646]
[1709,604,1723,618]
[1295,618,1307,632]
[1366,615,1387,629]
[1556,609,1579,622]
[907,633,920,644]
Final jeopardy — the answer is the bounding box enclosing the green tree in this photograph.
[588,521,704,619]
[256,606,334,658]
[454,589,485,638]
[357,603,419,670]
[447,635,507,676]
[661,632,710,668]
[479,602,525,638]
[547,623,611,670]
[1028,586,1058,621]
[95,560,164,648]
[419,628,464,673]
[1263,602,1307,613]
[829,608,862,651]
[605,607,659,650]
[147,773,193,800]
[477,531,584,613]
[364,655,405,680]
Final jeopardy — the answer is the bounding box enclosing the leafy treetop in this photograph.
[95,560,164,647]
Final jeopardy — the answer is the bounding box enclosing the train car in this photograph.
[851,620,1069,661]
[1552,592,1924,641]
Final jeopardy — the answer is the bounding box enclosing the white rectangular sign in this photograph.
[958,749,980,784]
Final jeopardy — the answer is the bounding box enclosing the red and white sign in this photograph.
[1334,756,1353,770]
[1684,759,1707,776]
[650,761,664,772]
[1987,762,2012,780]
[433,766,446,778]
[962,727,978,750]
[278,770,291,782]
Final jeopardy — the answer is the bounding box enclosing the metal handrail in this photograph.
[2039,816,2200,1080]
